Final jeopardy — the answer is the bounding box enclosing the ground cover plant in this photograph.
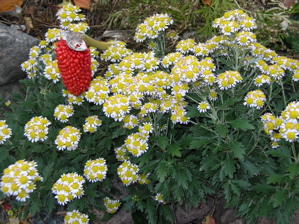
[1,2,299,224]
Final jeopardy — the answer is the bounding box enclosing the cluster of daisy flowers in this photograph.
[54,104,74,123]
[104,197,121,214]
[62,89,85,105]
[83,115,102,133]
[101,42,132,63]
[212,9,257,35]
[117,160,139,186]
[0,120,12,144]
[124,122,153,157]
[244,90,267,109]
[84,158,107,182]
[54,126,81,151]
[0,160,43,202]
[56,2,88,32]
[216,71,243,90]
[134,13,173,42]
[64,210,89,224]
[52,172,85,205]
[122,114,139,130]
[85,76,110,105]
[114,145,129,161]
[103,94,131,121]
[261,101,299,147]
[24,116,51,142]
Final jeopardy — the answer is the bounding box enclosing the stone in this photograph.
[255,217,275,224]
[0,81,24,116]
[0,23,39,86]
[175,200,214,224]
[220,209,240,224]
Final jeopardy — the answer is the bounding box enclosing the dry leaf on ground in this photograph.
[202,215,216,224]
[73,0,91,10]
[0,0,23,12]
[7,217,29,224]
[202,0,212,6]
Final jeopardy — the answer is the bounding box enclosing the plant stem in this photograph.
[291,142,299,164]
[82,34,121,50]
[279,80,287,106]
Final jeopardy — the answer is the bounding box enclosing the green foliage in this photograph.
[194,0,236,38]
[242,1,299,50]
[103,0,215,35]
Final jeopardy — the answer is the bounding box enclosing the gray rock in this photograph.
[0,23,39,86]
[175,199,214,224]
[0,81,24,116]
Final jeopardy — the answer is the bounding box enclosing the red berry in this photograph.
[55,39,92,95]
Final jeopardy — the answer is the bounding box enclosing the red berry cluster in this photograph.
[55,39,92,95]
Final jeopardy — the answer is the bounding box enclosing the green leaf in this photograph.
[185,105,200,118]
[222,155,236,179]
[215,123,229,137]
[223,182,231,201]
[230,182,240,196]
[267,149,292,159]
[156,161,169,182]
[189,137,210,149]
[111,128,126,139]
[156,136,168,149]
[85,190,99,198]
[145,199,157,224]
[29,201,40,217]
[72,154,87,164]
[140,159,159,173]
[0,191,4,200]
[176,170,189,189]
[252,184,275,194]
[19,100,36,108]
[229,118,255,131]
[272,189,287,208]
[284,196,298,214]
[0,147,9,162]
[167,143,181,157]
[101,212,114,222]
[132,210,149,224]
[233,180,251,189]
[44,192,55,213]
[231,140,245,160]
[240,160,259,176]
[30,144,44,153]
[158,204,174,223]
[287,163,299,178]
[42,162,54,181]
[267,174,285,184]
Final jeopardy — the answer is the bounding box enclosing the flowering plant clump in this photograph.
[84,158,107,182]
[64,210,89,224]
[103,197,121,214]
[82,115,102,133]
[117,160,140,186]
[54,104,74,123]
[0,160,43,202]
[24,116,51,142]
[1,3,299,224]
[52,173,85,205]
[55,126,81,151]
[0,120,12,144]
